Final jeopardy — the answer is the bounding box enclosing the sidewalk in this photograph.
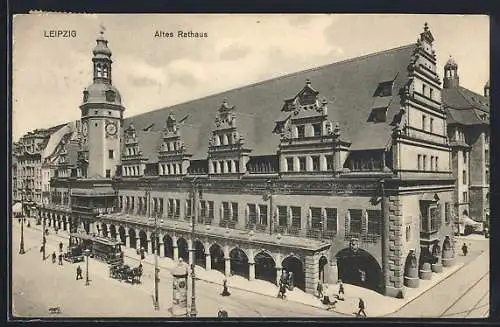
[27,220,486,317]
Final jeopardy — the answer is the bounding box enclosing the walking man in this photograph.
[338,280,345,300]
[51,252,57,264]
[221,279,231,296]
[462,243,468,256]
[317,281,324,299]
[76,265,83,280]
[58,253,63,265]
[357,298,367,317]
[59,242,64,253]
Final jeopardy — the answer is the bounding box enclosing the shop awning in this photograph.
[459,216,482,227]
[12,202,22,214]
[421,193,440,202]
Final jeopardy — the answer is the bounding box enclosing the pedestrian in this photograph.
[59,242,64,253]
[52,252,56,264]
[217,307,228,318]
[140,247,145,260]
[58,254,63,265]
[338,280,345,300]
[287,271,294,290]
[221,278,231,296]
[462,243,468,256]
[317,281,324,299]
[76,265,83,280]
[18,218,21,224]
[357,298,367,317]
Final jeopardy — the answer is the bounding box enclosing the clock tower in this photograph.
[80,28,124,178]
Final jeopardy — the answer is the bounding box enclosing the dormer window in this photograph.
[374,81,393,97]
[370,108,387,123]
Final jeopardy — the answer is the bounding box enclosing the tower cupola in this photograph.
[443,56,459,89]
[92,26,113,84]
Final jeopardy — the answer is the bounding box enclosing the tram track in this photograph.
[438,271,489,318]
[464,290,489,318]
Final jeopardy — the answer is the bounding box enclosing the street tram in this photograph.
[68,232,124,265]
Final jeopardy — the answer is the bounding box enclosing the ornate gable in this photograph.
[157,112,192,176]
[208,99,251,175]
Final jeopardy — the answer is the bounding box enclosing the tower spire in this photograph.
[92,24,112,84]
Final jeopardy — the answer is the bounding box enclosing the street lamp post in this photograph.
[146,182,160,311]
[84,248,91,286]
[190,178,198,317]
[42,213,46,261]
[19,190,26,255]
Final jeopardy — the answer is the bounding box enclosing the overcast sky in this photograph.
[12,14,489,140]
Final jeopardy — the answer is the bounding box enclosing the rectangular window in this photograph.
[168,199,174,217]
[175,199,180,217]
[291,206,301,228]
[325,208,337,232]
[200,200,207,217]
[312,123,322,137]
[463,152,467,165]
[422,84,427,96]
[222,202,230,220]
[418,154,422,170]
[231,202,238,221]
[430,156,434,171]
[105,169,111,178]
[406,224,411,242]
[277,206,288,226]
[108,150,114,159]
[159,199,163,216]
[248,204,257,225]
[463,170,467,185]
[234,160,240,173]
[430,205,441,232]
[310,207,322,229]
[312,156,320,171]
[259,204,268,225]
[435,157,439,171]
[430,118,434,133]
[297,125,305,138]
[299,157,306,171]
[286,158,294,172]
[486,169,490,184]
[208,201,214,218]
[349,209,363,234]
[485,149,489,167]
[463,192,468,203]
[423,155,427,171]
[186,199,192,217]
[367,210,381,235]
[422,115,427,131]
[326,155,334,171]
[429,88,434,100]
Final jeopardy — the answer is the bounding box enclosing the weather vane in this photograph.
[99,23,106,36]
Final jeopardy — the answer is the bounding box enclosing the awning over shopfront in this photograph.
[12,202,22,214]
[459,216,482,227]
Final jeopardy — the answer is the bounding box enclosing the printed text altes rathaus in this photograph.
[154,30,208,38]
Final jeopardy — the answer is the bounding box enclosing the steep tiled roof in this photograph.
[442,87,489,112]
[442,86,490,126]
[124,44,416,160]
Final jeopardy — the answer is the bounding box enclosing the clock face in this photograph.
[106,122,118,136]
[82,122,88,136]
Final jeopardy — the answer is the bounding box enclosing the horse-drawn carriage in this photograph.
[109,261,143,284]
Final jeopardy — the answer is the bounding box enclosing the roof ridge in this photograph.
[125,43,416,119]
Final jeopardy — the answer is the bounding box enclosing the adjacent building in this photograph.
[441,57,490,232]
[15,23,490,298]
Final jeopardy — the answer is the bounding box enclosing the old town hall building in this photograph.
[15,23,488,298]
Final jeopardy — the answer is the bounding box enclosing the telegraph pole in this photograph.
[147,181,160,310]
[190,178,198,317]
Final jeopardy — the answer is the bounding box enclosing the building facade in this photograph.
[26,24,465,298]
[442,57,490,231]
